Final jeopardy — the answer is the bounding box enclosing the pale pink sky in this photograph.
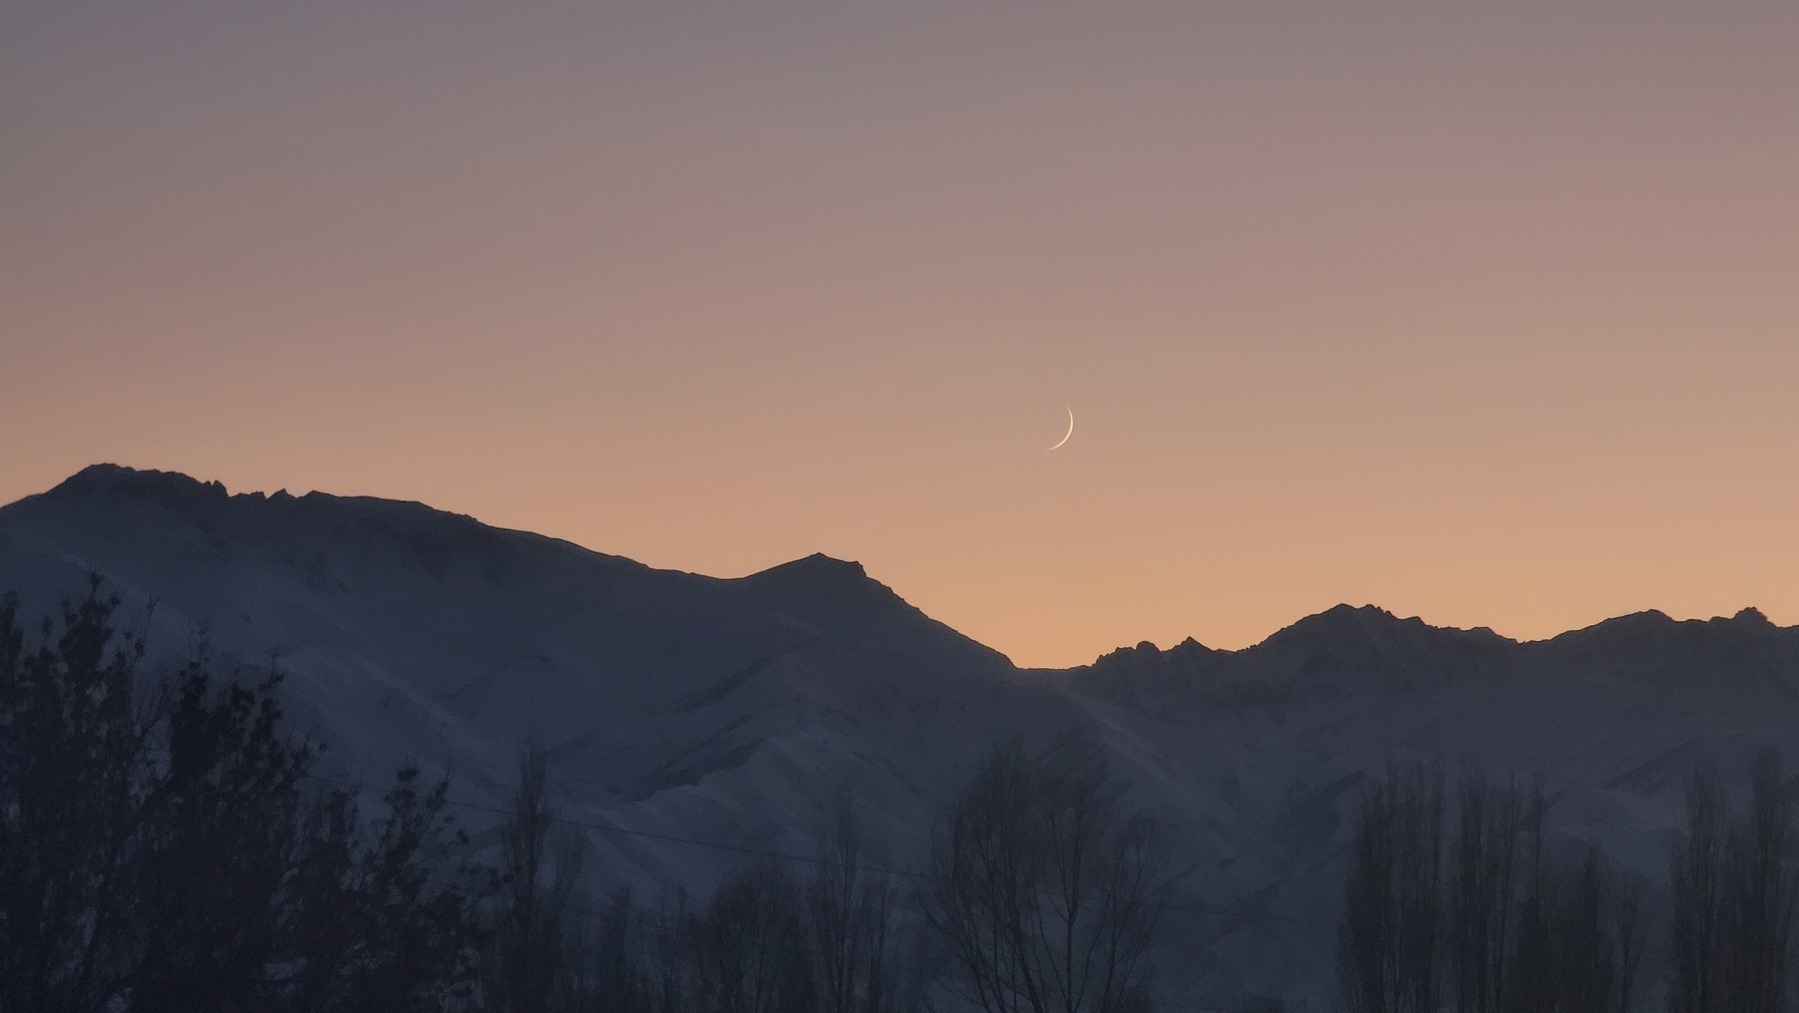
[4,2,1797,666]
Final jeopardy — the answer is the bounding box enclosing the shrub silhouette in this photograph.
[0,581,490,1013]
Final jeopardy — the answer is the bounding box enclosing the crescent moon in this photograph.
[1046,407,1074,451]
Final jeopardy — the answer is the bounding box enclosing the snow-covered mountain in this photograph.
[5,464,1797,1007]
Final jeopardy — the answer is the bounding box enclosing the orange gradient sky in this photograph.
[5,2,1797,667]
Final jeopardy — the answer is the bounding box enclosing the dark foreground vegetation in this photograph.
[0,583,490,1013]
[1336,756,1794,1013]
[0,583,1167,1013]
[4,582,1797,1012]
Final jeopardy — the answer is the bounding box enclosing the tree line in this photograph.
[0,582,491,1012]
[0,582,1168,1013]
[1336,755,1796,1013]
[9,580,1799,1012]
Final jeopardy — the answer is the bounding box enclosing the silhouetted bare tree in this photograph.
[1669,768,1727,1013]
[1339,766,1638,1013]
[1613,882,1644,1013]
[808,801,900,1013]
[689,860,815,1013]
[924,738,1165,1013]
[570,886,660,1013]
[1446,773,1522,1013]
[1339,764,1445,1013]
[1723,751,1794,1013]
[1670,752,1795,1013]
[487,744,586,1013]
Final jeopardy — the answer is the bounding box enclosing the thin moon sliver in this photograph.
[1047,407,1074,451]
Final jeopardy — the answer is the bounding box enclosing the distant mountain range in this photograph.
[5,464,1796,1007]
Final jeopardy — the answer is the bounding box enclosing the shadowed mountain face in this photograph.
[1072,603,1520,708]
[0,466,1066,890]
[1074,601,1799,709]
[5,464,1798,1006]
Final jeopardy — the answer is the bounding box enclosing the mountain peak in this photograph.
[736,554,887,619]
[745,553,868,584]
[46,464,230,510]
[1270,603,1403,644]
[731,552,1015,671]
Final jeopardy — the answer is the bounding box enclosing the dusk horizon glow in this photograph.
[6,2,1797,667]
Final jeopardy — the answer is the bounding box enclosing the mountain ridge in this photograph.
[19,464,1788,670]
[9,463,1799,1006]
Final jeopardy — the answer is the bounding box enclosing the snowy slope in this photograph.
[1065,605,1799,1000]
[0,466,1074,894]
[4,464,1798,1007]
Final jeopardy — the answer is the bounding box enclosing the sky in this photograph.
[4,2,1797,667]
